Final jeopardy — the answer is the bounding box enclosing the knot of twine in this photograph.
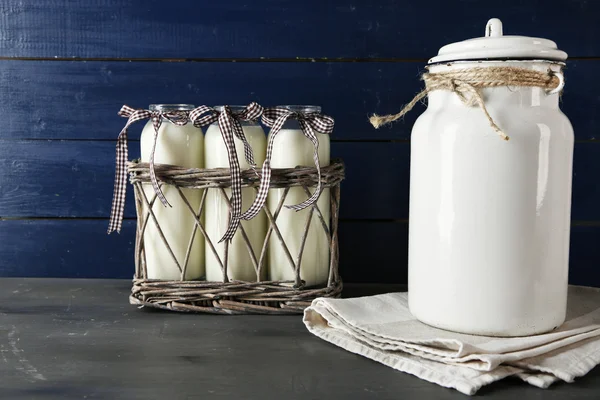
[369,66,563,141]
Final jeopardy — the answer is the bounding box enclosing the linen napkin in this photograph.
[303,285,600,395]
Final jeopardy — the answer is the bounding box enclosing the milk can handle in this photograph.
[547,71,565,95]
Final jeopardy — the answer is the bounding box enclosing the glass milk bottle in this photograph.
[408,19,573,336]
[268,105,330,287]
[140,104,205,280]
[204,106,267,281]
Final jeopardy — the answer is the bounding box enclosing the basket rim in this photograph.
[127,158,345,188]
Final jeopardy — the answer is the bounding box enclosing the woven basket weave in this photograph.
[128,159,345,314]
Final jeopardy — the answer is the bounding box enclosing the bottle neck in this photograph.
[148,104,194,112]
[426,61,563,110]
[209,120,259,127]
[212,105,261,126]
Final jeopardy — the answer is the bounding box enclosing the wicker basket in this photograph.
[128,159,345,314]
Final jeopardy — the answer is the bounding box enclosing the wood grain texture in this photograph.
[0,140,410,220]
[1,140,599,220]
[0,60,596,141]
[1,220,599,286]
[0,219,403,282]
[1,0,599,283]
[0,0,597,59]
[570,225,600,287]
[0,220,135,279]
[2,278,600,399]
[0,60,422,141]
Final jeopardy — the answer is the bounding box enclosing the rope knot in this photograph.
[369,66,563,142]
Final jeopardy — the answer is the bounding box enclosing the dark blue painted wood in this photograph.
[1,140,599,220]
[569,225,600,287]
[1,219,598,286]
[0,60,422,141]
[0,0,596,59]
[0,141,137,219]
[0,60,596,141]
[0,219,135,278]
[338,221,408,284]
[0,140,410,220]
[572,143,600,222]
[0,0,598,283]
[0,219,405,282]
[342,223,600,286]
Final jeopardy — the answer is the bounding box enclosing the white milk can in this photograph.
[403,19,573,336]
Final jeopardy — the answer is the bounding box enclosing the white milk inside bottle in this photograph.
[140,104,205,280]
[204,106,267,281]
[268,106,331,287]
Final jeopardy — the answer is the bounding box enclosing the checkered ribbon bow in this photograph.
[107,103,264,240]
[107,105,192,234]
[189,103,264,242]
[240,108,335,222]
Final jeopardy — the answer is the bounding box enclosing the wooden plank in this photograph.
[0,60,421,141]
[3,278,600,398]
[339,221,408,284]
[566,61,600,141]
[0,140,410,219]
[0,219,404,282]
[0,60,595,141]
[0,140,140,219]
[0,220,136,279]
[570,225,600,287]
[0,220,598,287]
[572,143,600,222]
[1,140,600,220]
[340,222,600,286]
[0,0,596,59]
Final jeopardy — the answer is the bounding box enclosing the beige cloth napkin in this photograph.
[303,285,600,395]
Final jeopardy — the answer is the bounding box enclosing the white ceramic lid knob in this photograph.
[485,18,503,37]
[428,17,567,64]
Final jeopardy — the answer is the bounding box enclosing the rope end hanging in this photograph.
[370,67,562,142]
[488,121,510,141]
[369,114,385,129]
[368,89,429,130]
[368,112,402,129]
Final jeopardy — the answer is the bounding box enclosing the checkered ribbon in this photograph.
[107,105,193,234]
[240,108,335,221]
[189,103,264,242]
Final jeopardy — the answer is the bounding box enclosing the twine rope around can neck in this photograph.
[369,66,563,141]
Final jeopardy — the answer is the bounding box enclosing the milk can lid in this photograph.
[428,18,568,64]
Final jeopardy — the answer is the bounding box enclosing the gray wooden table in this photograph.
[0,279,598,399]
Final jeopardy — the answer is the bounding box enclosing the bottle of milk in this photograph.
[204,106,267,282]
[267,105,331,287]
[140,104,205,280]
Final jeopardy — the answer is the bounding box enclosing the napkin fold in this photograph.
[303,285,600,395]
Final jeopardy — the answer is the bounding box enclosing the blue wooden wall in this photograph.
[1,0,599,285]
